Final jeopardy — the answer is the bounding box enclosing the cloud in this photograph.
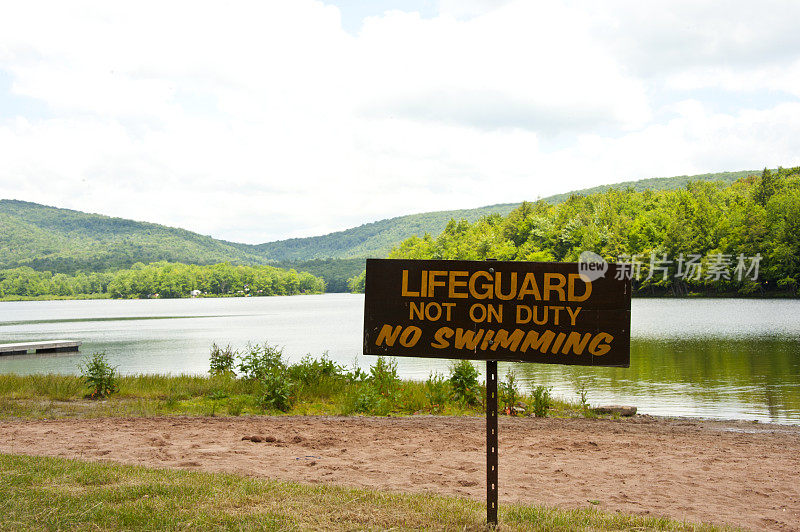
[0,0,799,243]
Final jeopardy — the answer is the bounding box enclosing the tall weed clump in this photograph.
[237,342,295,412]
[79,352,118,399]
[342,356,399,415]
[209,343,236,377]
[531,385,552,417]
[499,371,520,414]
[449,359,480,406]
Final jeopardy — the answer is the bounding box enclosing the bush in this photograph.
[425,372,450,413]
[499,371,520,415]
[258,372,294,412]
[209,343,236,377]
[237,342,284,381]
[288,353,345,385]
[79,352,118,399]
[369,356,398,397]
[531,385,552,417]
[449,359,480,406]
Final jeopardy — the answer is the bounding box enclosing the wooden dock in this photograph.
[0,340,81,355]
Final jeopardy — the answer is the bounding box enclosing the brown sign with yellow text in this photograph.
[363,259,630,367]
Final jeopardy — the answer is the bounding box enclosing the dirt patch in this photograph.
[1,415,798,530]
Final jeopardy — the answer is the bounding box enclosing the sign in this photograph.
[363,258,630,367]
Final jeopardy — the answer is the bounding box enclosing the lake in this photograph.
[1,295,799,424]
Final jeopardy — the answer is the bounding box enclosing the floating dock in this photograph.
[0,340,81,355]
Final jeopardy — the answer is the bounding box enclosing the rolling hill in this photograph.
[1,169,761,282]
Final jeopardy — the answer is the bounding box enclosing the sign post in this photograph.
[363,258,631,526]
[486,359,498,525]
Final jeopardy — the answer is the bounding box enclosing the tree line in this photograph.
[350,168,800,296]
[0,261,325,299]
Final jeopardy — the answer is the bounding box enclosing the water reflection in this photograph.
[0,295,798,423]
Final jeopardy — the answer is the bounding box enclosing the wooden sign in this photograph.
[363,258,630,367]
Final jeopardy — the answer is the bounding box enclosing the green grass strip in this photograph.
[0,453,733,531]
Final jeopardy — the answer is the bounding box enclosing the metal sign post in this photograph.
[486,359,499,526]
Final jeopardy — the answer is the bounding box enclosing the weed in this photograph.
[499,371,520,415]
[449,359,480,406]
[369,356,398,397]
[258,372,294,412]
[425,372,450,413]
[209,343,236,377]
[237,342,284,381]
[531,385,552,417]
[78,352,118,399]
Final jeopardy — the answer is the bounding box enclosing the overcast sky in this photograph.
[2,0,800,244]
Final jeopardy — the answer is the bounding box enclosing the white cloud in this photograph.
[0,0,799,243]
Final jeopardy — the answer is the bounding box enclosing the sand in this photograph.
[1,415,798,530]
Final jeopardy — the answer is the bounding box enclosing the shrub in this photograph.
[237,342,284,381]
[425,372,450,413]
[288,353,345,385]
[449,359,480,406]
[531,385,552,417]
[369,356,398,397]
[499,371,520,414]
[258,372,294,412]
[342,384,391,416]
[209,343,236,377]
[79,352,118,399]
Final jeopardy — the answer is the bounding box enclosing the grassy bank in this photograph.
[0,453,727,531]
[0,371,584,420]
[0,345,594,420]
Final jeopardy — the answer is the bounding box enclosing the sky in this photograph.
[1,0,800,244]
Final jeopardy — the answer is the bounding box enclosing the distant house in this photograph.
[190,290,201,298]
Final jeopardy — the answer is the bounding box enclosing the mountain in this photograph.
[0,169,762,277]
[0,199,268,273]
[253,203,520,261]
[255,169,759,261]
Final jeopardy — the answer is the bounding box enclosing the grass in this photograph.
[0,453,731,531]
[0,371,587,420]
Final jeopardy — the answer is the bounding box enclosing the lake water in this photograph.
[1,295,799,424]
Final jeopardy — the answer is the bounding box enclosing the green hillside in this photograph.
[256,170,760,261]
[0,200,267,273]
[254,203,520,261]
[387,168,800,297]
[541,170,756,204]
[0,169,765,290]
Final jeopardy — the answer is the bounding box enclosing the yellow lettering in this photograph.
[480,330,495,350]
[543,273,566,301]
[566,306,581,326]
[399,326,422,347]
[561,332,592,354]
[516,305,531,324]
[520,330,555,353]
[517,272,541,300]
[568,273,592,302]
[376,324,402,347]
[550,332,567,353]
[431,327,454,349]
[454,328,485,350]
[469,271,493,299]
[588,332,614,356]
[409,302,424,320]
[448,271,469,298]
[401,270,419,297]
[494,272,517,300]
[428,270,446,298]
[490,329,525,351]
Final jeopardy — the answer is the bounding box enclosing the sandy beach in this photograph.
[1,415,798,530]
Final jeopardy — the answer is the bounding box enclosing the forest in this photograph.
[347,168,800,297]
[0,261,325,299]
